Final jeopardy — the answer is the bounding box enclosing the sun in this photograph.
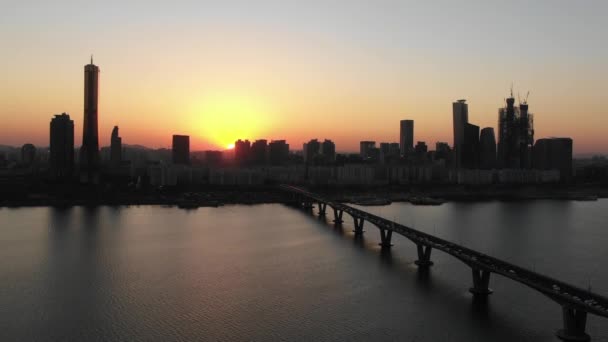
[226,143,235,150]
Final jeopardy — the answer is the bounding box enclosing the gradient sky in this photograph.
[1,0,606,153]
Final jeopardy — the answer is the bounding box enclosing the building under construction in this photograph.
[497,89,534,169]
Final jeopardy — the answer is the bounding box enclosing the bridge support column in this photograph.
[556,306,590,342]
[332,208,344,224]
[414,244,433,267]
[353,217,365,236]
[469,268,493,296]
[318,203,327,216]
[303,200,314,210]
[379,229,393,248]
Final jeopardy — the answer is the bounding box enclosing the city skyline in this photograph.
[1,1,606,154]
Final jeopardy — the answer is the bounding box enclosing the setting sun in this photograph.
[187,91,279,149]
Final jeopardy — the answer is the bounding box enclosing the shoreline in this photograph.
[1,185,607,208]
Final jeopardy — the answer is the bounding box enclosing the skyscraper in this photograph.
[110,126,122,167]
[50,113,74,179]
[452,99,468,167]
[461,123,480,169]
[497,91,534,169]
[80,56,100,180]
[479,127,497,169]
[400,120,414,155]
[172,135,190,165]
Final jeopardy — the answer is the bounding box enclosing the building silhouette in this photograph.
[321,139,336,162]
[497,90,534,169]
[414,141,428,161]
[234,139,251,165]
[360,141,376,160]
[172,135,190,165]
[452,99,469,168]
[400,120,414,155]
[50,113,74,179]
[303,139,321,164]
[250,139,268,164]
[80,57,100,181]
[479,127,497,169]
[462,123,480,169]
[205,150,223,166]
[110,126,122,167]
[21,144,36,165]
[269,140,289,165]
[533,138,573,181]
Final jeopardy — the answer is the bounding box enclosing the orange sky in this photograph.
[1,1,606,154]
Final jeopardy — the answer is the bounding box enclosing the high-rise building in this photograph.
[400,120,414,155]
[452,99,469,167]
[269,140,289,165]
[414,141,428,161]
[250,139,268,164]
[461,123,480,169]
[80,57,100,180]
[172,135,190,165]
[360,141,376,160]
[50,113,74,179]
[110,126,122,167]
[533,138,573,181]
[497,91,534,169]
[21,144,36,165]
[303,139,321,164]
[234,139,251,165]
[321,139,336,162]
[479,127,497,169]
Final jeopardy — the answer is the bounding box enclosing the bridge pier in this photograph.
[318,202,327,216]
[379,228,393,248]
[414,244,433,267]
[556,306,590,342]
[302,200,314,210]
[332,208,344,224]
[353,217,365,236]
[469,268,493,295]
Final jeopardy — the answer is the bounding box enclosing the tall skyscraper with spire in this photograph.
[80,56,100,181]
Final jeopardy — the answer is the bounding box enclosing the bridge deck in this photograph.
[281,185,608,319]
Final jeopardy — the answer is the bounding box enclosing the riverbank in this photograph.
[1,184,607,208]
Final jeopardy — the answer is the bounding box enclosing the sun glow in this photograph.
[188,92,278,149]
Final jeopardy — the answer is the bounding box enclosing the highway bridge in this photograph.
[280,184,608,341]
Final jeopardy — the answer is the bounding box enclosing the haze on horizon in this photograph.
[1,0,606,154]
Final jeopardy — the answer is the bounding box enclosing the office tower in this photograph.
[321,139,336,161]
[80,57,100,179]
[269,140,289,165]
[50,113,74,179]
[110,126,122,167]
[533,138,573,181]
[235,139,251,165]
[461,123,480,169]
[21,144,36,165]
[303,139,321,164]
[250,139,268,164]
[497,90,534,169]
[452,99,469,167]
[479,127,497,169]
[172,135,190,165]
[360,141,376,159]
[400,120,414,155]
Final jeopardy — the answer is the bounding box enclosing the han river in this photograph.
[2,200,608,341]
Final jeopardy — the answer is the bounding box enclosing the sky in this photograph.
[1,0,606,153]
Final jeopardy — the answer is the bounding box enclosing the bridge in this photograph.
[280,184,608,341]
